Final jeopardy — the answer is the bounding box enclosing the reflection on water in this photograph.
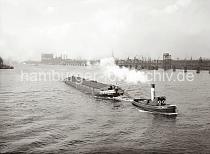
[0,64,210,153]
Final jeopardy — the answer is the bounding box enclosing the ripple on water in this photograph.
[1,65,210,153]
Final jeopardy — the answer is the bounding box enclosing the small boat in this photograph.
[132,84,177,115]
[64,76,124,99]
[0,57,14,69]
[0,65,14,69]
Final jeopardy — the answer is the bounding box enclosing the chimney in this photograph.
[151,84,155,101]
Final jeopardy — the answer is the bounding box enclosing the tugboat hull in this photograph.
[132,101,177,115]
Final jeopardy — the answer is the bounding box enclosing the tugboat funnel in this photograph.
[151,84,155,101]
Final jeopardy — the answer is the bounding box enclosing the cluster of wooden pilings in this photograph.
[115,57,210,74]
[116,59,161,70]
[172,65,210,74]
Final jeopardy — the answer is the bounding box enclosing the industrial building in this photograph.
[41,53,87,66]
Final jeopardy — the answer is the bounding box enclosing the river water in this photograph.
[0,64,210,153]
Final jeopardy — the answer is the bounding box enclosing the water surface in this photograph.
[0,64,210,153]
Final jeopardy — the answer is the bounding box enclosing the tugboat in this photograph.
[0,57,14,69]
[64,76,124,100]
[132,84,177,115]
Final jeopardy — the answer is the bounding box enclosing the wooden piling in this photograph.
[184,66,187,73]
[196,67,200,74]
[172,65,176,72]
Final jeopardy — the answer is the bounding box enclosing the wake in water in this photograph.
[99,57,148,84]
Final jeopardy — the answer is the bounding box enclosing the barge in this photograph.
[64,76,124,99]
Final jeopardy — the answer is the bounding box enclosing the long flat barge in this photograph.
[64,76,124,97]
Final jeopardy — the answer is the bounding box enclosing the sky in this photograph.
[0,0,210,61]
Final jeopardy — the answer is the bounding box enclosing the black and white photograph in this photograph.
[0,0,210,153]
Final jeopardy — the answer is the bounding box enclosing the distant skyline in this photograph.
[0,0,210,61]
